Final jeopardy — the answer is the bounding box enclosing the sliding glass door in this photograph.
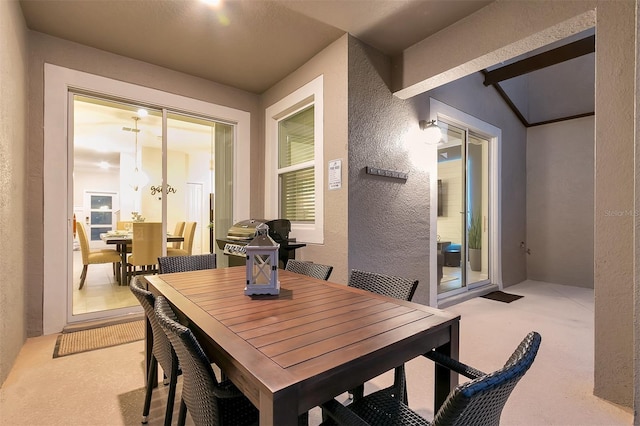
[436,121,490,296]
[71,94,233,318]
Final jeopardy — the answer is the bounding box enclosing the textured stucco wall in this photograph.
[347,36,432,304]
[592,0,636,408]
[0,0,28,385]
[392,0,636,409]
[260,36,349,284]
[27,32,261,336]
[526,117,594,287]
[423,73,528,286]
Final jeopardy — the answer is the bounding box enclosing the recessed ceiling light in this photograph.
[99,161,109,169]
[201,0,222,7]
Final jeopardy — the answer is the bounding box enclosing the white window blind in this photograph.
[278,106,315,222]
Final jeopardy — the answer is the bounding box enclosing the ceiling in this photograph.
[20,0,492,94]
[20,0,594,135]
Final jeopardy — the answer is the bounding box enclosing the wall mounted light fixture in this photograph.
[419,119,443,145]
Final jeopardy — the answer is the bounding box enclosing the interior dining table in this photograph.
[142,266,460,425]
[102,232,183,285]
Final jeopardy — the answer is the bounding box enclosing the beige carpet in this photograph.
[53,320,145,358]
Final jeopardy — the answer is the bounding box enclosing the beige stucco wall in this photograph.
[592,0,636,409]
[27,32,261,335]
[393,0,635,409]
[260,36,349,284]
[0,0,29,385]
[526,117,594,287]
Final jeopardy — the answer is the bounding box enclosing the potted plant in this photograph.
[468,212,482,271]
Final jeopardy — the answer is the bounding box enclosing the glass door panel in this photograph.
[437,123,466,294]
[71,94,235,319]
[436,121,490,296]
[166,112,218,256]
[72,96,157,315]
[466,133,490,287]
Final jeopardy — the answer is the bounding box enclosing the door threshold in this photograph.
[62,312,145,333]
[437,283,499,309]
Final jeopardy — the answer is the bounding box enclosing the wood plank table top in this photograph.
[143,266,460,425]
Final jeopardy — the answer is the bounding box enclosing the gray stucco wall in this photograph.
[526,117,594,287]
[392,0,635,410]
[27,31,261,336]
[423,72,528,286]
[0,0,28,385]
[347,37,432,304]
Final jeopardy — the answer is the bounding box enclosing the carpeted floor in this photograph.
[53,320,145,358]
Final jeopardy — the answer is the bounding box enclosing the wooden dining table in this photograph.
[102,233,183,285]
[142,267,460,426]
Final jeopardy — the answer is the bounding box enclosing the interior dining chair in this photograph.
[158,253,216,274]
[285,259,333,281]
[321,331,542,426]
[170,221,186,249]
[154,295,260,426]
[127,222,163,281]
[129,277,180,426]
[116,220,134,253]
[347,269,419,403]
[76,222,122,289]
[167,221,196,257]
[116,220,133,231]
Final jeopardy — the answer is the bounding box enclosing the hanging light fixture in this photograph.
[419,119,443,145]
[128,116,149,192]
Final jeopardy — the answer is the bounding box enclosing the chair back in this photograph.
[117,221,133,231]
[76,222,91,264]
[432,332,542,426]
[154,296,226,426]
[182,222,197,255]
[130,222,163,266]
[171,221,186,249]
[285,259,333,281]
[158,254,216,274]
[348,269,418,301]
[129,277,177,375]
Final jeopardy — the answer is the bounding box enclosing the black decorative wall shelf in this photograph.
[365,166,408,181]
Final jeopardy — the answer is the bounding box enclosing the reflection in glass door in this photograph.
[436,121,490,296]
[71,94,233,319]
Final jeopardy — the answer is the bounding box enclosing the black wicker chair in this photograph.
[158,253,216,274]
[129,277,180,426]
[285,259,333,280]
[154,296,259,426]
[321,331,542,426]
[347,269,419,403]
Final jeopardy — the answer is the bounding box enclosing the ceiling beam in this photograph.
[483,35,595,86]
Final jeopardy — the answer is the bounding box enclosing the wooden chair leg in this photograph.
[79,265,88,290]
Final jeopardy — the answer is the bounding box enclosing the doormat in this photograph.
[481,291,523,303]
[53,320,144,358]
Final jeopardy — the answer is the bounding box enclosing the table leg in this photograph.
[119,243,128,285]
[259,388,298,426]
[434,321,459,411]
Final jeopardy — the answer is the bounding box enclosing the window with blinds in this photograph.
[265,75,323,244]
[277,106,315,222]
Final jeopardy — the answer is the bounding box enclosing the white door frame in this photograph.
[428,98,502,307]
[43,64,250,334]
